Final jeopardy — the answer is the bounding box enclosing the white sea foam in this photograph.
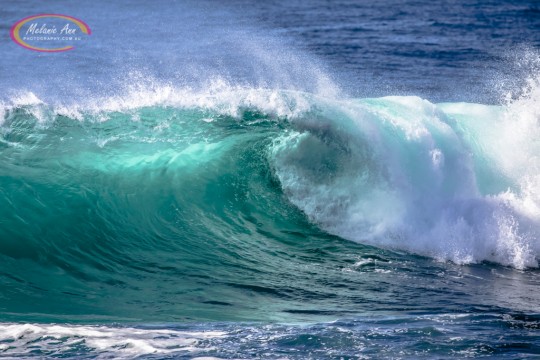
[0,323,226,359]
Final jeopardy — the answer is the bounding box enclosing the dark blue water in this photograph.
[1,0,540,358]
[2,0,540,102]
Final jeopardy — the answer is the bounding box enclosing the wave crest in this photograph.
[1,84,539,269]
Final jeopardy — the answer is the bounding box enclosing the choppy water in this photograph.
[1,0,540,358]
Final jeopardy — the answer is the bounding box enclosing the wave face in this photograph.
[0,84,539,322]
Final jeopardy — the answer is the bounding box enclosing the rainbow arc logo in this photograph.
[10,14,91,52]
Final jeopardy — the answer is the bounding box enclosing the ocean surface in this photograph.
[1,0,540,358]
